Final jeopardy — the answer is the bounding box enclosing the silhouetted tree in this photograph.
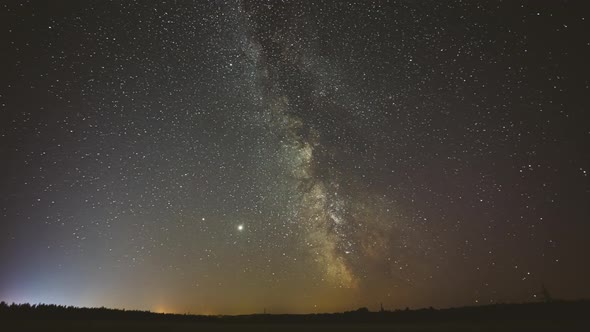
[541,283,553,303]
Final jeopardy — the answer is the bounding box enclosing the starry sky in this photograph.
[1,0,589,315]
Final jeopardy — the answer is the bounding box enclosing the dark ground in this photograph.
[3,320,590,332]
[1,300,589,331]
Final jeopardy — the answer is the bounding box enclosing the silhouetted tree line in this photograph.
[1,300,589,324]
[0,301,215,322]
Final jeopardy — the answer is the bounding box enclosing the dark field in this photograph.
[3,320,589,332]
[2,300,589,331]
[4,320,590,332]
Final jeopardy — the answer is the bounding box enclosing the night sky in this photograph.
[1,0,589,315]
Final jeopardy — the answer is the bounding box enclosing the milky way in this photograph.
[1,1,589,314]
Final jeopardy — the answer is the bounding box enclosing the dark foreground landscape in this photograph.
[1,300,589,331]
